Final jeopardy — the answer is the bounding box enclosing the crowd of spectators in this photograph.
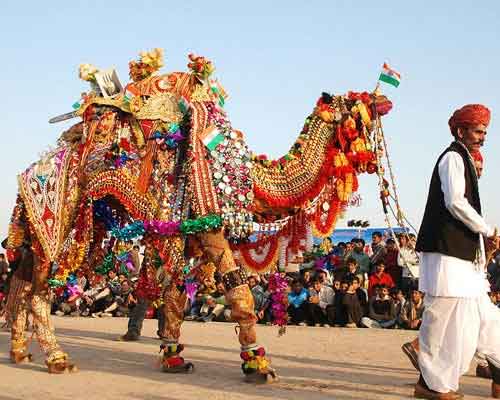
[1,231,499,332]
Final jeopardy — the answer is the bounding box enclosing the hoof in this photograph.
[244,369,279,384]
[162,362,194,374]
[10,351,33,364]
[47,361,78,374]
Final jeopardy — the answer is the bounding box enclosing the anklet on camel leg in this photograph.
[160,343,194,374]
[240,344,278,384]
[10,339,33,364]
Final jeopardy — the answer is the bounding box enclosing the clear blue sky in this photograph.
[1,1,499,240]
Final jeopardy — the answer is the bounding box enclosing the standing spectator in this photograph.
[400,290,425,330]
[398,233,420,294]
[370,232,387,272]
[361,285,397,329]
[287,279,309,326]
[368,260,395,298]
[248,275,269,323]
[130,245,142,277]
[334,257,363,286]
[384,238,401,289]
[307,279,335,326]
[350,239,371,276]
[333,242,347,258]
[0,254,9,274]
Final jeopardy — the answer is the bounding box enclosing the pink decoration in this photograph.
[268,273,288,327]
[143,220,181,236]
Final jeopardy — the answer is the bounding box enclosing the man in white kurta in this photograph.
[415,104,500,399]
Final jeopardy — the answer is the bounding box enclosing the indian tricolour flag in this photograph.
[72,98,84,110]
[123,85,139,103]
[379,63,401,87]
[200,125,225,151]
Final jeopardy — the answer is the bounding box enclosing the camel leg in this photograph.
[31,262,77,374]
[8,253,34,363]
[9,273,33,364]
[199,230,277,383]
[158,282,193,373]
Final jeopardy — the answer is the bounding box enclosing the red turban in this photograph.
[471,150,483,163]
[448,104,491,134]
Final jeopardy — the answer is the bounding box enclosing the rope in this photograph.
[377,116,405,228]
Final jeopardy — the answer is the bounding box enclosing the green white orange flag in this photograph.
[379,63,401,87]
[200,125,225,151]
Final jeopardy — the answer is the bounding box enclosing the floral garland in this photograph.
[267,273,288,331]
[188,53,215,81]
[237,236,279,273]
[129,48,164,82]
[311,198,344,238]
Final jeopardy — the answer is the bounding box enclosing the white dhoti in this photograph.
[418,293,500,393]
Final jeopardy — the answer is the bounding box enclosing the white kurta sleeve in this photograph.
[438,152,494,237]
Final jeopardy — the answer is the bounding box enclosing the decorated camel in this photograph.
[4,49,393,380]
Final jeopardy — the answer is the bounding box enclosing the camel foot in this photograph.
[244,368,279,384]
[162,360,194,374]
[10,350,33,364]
[46,357,78,374]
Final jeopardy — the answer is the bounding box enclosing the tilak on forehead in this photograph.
[448,104,491,133]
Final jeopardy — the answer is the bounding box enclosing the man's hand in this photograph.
[309,296,319,304]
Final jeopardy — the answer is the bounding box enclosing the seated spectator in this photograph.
[301,269,312,289]
[400,289,425,330]
[287,279,309,326]
[391,288,407,328]
[352,276,368,316]
[316,269,333,287]
[361,284,397,329]
[185,292,204,321]
[342,278,363,328]
[86,270,121,317]
[248,275,270,323]
[113,280,136,317]
[307,278,335,327]
[198,282,228,322]
[384,238,401,288]
[332,279,341,293]
[368,260,395,298]
[333,281,349,326]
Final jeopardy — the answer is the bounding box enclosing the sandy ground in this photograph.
[0,316,493,400]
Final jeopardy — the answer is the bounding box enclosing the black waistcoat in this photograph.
[415,141,481,261]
